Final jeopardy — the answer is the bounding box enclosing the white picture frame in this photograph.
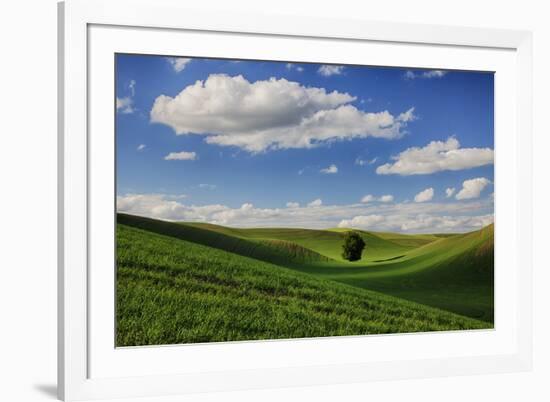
[58,0,533,400]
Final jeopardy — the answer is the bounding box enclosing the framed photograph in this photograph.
[58,0,533,400]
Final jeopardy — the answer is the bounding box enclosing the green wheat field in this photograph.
[116,213,494,347]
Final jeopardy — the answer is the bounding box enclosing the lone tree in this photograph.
[341,231,366,261]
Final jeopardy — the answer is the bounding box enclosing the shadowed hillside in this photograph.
[117,213,331,265]
[116,222,490,346]
[117,213,494,323]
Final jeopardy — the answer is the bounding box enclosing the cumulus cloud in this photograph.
[318,65,344,76]
[376,137,494,175]
[166,57,192,73]
[361,194,394,203]
[414,188,434,203]
[308,199,323,207]
[286,202,300,208]
[117,194,225,222]
[404,70,447,80]
[445,187,456,198]
[137,144,146,151]
[117,193,493,233]
[208,202,284,225]
[320,164,338,174]
[338,213,493,232]
[151,74,415,153]
[338,215,384,229]
[455,177,491,200]
[361,195,375,203]
[164,151,197,161]
[338,211,493,232]
[116,97,134,114]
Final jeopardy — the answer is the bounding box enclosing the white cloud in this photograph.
[423,70,447,78]
[361,195,375,203]
[455,177,491,200]
[318,65,345,76]
[151,74,415,153]
[355,157,378,166]
[404,70,416,80]
[398,214,493,232]
[167,194,188,200]
[117,80,137,114]
[286,202,300,208]
[117,194,225,222]
[338,215,385,229]
[307,199,323,207]
[320,164,338,174]
[166,57,192,73]
[338,212,493,233]
[285,63,304,72]
[117,193,493,233]
[137,144,146,151]
[376,137,494,175]
[404,70,447,80]
[116,97,134,114]
[445,187,456,198]
[380,214,488,232]
[164,151,197,161]
[361,194,394,203]
[414,188,434,203]
[128,79,136,96]
[198,183,217,190]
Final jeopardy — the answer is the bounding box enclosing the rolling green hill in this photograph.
[183,221,419,262]
[116,213,494,346]
[312,225,494,321]
[181,220,494,321]
[116,222,489,346]
[118,213,331,265]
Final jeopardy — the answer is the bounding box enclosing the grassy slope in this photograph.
[119,214,494,323]
[116,223,488,346]
[191,221,494,321]
[184,222,418,262]
[118,213,330,265]
[313,225,494,322]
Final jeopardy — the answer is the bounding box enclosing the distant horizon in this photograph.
[116,54,494,234]
[117,211,494,235]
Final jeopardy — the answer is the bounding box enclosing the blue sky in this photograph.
[116,54,494,232]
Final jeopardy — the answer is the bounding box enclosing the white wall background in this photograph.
[0,0,547,401]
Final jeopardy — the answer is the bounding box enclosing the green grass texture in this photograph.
[118,213,494,322]
[116,221,490,346]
